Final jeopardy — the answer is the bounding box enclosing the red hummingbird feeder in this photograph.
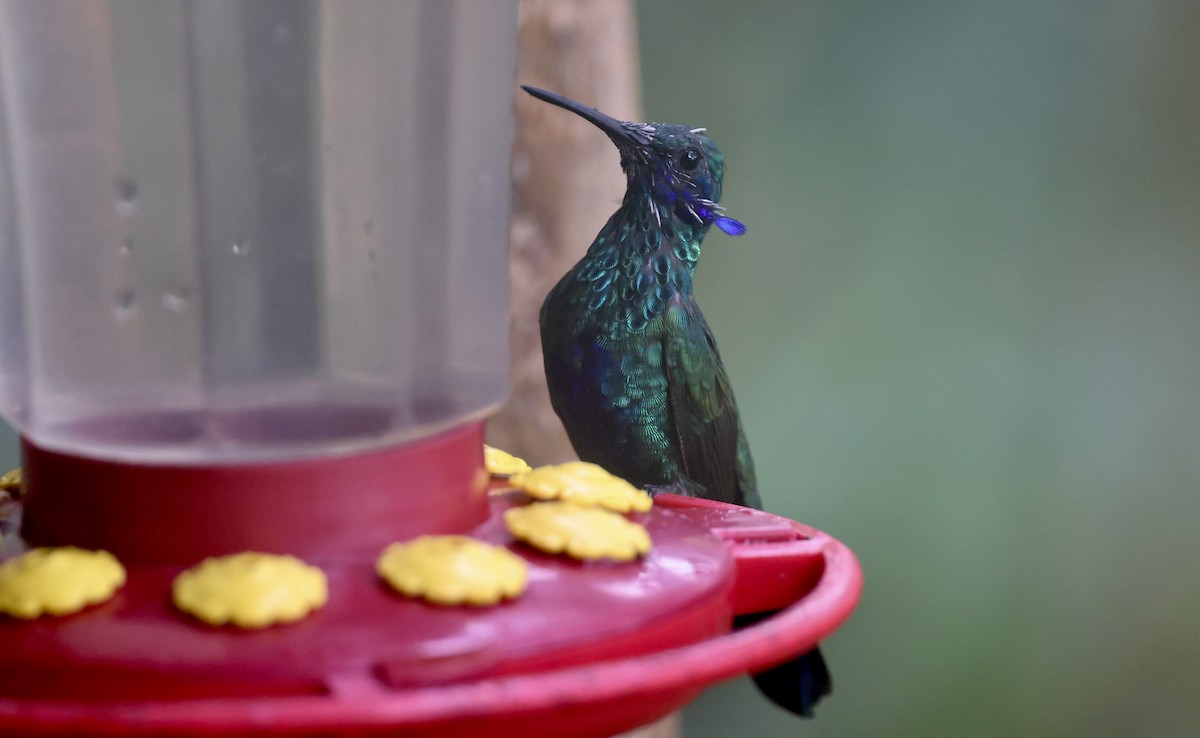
[0,2,860,736]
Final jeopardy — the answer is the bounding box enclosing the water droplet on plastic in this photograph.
[113,288,136,320]
[232,241,246,255]
[119,237,134,256]
[162,291,189,313]
[364,220,374,234]
[274,24,291,43]
[114,176,139,217]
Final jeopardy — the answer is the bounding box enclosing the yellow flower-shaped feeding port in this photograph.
[0,547,125,619]
[484,444,532,477]
[510,461,653,513]
[0,468,21,503]
[0,468,20,492]
[173,552,327,629]
[377,535,528,607]
[505,501,652,562]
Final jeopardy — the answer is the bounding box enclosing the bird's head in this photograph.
[522,85,746,237]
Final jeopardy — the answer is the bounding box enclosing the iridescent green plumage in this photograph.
[527,86,758,508]
[524,86,830,718]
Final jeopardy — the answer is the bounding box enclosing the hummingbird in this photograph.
[522,85,832,717]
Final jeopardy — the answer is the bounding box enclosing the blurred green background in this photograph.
[638,0,1200,736]
[0,426,14,473]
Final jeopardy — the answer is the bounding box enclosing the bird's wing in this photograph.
[662,302,757,507]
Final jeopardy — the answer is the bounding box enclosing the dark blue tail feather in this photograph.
[734,613,832,718]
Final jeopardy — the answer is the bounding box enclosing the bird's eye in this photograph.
[680,147,701,171]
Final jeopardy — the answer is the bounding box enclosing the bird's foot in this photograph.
[644,478,708,498]
[645,483,688,498]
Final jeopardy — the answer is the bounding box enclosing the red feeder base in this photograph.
[0,430,861,737]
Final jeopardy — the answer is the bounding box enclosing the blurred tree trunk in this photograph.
[491,3,679,738]
[486,0,640,468]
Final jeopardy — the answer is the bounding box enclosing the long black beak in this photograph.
[521,85,637,147]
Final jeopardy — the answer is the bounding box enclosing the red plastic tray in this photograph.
[1,425,860,737]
